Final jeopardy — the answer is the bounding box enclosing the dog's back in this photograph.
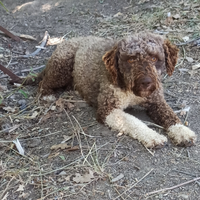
[72,36,116,107]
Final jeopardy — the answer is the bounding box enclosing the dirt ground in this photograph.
[0,0,200,199]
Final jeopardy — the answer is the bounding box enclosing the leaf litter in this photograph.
[0,0,200,199]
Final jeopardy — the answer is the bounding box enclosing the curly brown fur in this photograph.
[14,33,196,148]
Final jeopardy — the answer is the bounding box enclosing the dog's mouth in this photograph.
[132,77,157,97]
[133,88,155,98]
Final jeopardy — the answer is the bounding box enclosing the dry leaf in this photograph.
[113,12,123,17]
[172,14,180,19]
[16,184,25,192]
[3,106,17,113]
[30,111,39,119]
[40,112,52,123]
[66,102,74,110]
[66,146,79,152]
[13,83,22,87]
[47,37,64,46]
[56,98,65,111]
[50,143,71,150]
[73,169,94,183]
[117,132,124,137]
[19,192,29,199]
[42,95,56,102]
[192,63,200,70]
[180,110,186,116]
[65,176,70,181]
[182,36,189,42]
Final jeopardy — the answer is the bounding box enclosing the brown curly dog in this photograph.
[18,32,196,148]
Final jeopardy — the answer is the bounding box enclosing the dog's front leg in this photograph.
[97,107,167,148]
[144,95,197,146]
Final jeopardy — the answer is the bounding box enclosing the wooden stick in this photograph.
[0,63,21,82]
[146,176,200,196]
[113,169,154,200]
[0,26,20,41]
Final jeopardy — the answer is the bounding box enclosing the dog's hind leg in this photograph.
[38,41,77,95]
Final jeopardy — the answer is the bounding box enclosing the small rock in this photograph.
[18,99,27,105]
[113,12,123,17]
[43,95,56,102]
[0,84,7,91]
[51,105,56,111]
[0,47,4,53]
[192,63,200,70]
[58,171,67,176]
[182,36,189,42]
[186,57,193,63]
[57,178,65,183]
[9,95,16,100]
[172,14,180,19]
[111,174,124,183]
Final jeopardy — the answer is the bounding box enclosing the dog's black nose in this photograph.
[141,77,152,88]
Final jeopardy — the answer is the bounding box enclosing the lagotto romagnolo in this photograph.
[15,32,197,148]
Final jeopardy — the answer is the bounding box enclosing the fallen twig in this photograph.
[0,176,15,200]
[31,142,109,177]
[0,30,36,41]
[0,65,45,79]
[142,120,164,129]
[176,37,200,46]
[19,31,49,58]
[145,176,200,196]
[114,168,154,200]
[0,63,21,82]
[0,26,20,42]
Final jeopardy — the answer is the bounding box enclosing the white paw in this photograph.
[137,129,168,149]
[167,124,197,146]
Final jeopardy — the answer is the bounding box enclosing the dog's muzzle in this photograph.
[132,75,157,97]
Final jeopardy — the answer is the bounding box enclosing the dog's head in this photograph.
[103,33,179,97]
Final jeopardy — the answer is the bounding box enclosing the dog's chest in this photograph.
[110,85,146,109]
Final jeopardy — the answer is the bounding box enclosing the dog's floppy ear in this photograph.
[163,40,179,76]
[102,46,119,85]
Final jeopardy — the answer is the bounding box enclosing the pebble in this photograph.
[18,99,27,111]
[58,171,67,176]
[18,99,27,105]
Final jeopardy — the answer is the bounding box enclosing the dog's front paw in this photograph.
[167,124,197,146]
[140,130,168,149]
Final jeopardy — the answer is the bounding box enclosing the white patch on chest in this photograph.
[109,84,146,110]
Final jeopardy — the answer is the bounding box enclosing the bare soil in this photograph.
[0,0,200,200]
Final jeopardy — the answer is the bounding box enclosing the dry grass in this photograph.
[1,0,200,199]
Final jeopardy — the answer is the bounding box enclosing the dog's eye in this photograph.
[128,58,135,64]
[151,57,157,62]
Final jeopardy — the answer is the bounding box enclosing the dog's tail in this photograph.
[10,70,45,86]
